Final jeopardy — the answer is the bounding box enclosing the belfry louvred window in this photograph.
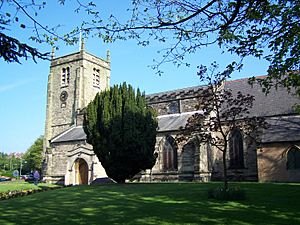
[93,68,100,87]
[61,67,70,86]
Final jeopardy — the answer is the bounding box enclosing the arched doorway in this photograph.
[75,158,88,184]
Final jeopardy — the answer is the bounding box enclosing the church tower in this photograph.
[43,42,110,184]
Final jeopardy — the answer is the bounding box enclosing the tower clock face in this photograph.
[60,91,68,102]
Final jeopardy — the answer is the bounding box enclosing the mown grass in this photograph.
[0,182,299,225]
[0,180,59,193]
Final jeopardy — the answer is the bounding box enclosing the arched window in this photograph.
[287,146,300,170]
[162,136,178,171]
[229,129,244,169]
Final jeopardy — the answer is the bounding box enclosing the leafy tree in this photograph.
[2,0,299,96]
[79,0,299,94]
[178,62,266,189]
[0,152,9,171]
[84,83,157,183]
[0,0,93,63]
[23,136,44,172]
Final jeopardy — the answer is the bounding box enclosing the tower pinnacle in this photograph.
[80,37,85,52]
[106,50,110,62]
[51,47,55,60]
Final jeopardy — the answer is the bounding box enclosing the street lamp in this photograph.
[19,159,27,178]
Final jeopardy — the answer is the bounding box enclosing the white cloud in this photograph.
[0,79,36,93]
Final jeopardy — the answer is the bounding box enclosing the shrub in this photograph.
[0,186,63,201]
[208,186,246,201]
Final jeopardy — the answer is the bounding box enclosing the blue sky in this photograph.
[0,1,269,153]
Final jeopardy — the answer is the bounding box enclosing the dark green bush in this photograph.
[208,186,246,201]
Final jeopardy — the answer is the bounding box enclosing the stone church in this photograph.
[42,47,300,185]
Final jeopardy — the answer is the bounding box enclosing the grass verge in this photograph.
[0,182,299,225]
[0,180,59,193]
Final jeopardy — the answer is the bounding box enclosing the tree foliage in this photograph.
[23,136,44,172]
[0,0,51,63]
[178,63,266,189]
[0,0,93,63]
[84,83,157,183]
[3,0,299,95]
[78,0,299,93]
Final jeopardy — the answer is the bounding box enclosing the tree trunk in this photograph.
[223,148,228,190]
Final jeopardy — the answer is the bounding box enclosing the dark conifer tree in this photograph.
[84,83,157,183]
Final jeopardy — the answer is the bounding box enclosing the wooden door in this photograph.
[79,159,88,184]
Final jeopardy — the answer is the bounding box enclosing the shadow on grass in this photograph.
[0,183,299,225]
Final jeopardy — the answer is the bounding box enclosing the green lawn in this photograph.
[0,182,299,225]
[0,180,59,193]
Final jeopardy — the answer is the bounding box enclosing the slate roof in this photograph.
[51,126,86,143]
[224,78,299,117]
[52,76,300,143]
[146,77,299,117]
[148,76,300,141]
[157,111,202,132]
[261,115,300,143]
[51,112,200,142]
[146,85,205,103]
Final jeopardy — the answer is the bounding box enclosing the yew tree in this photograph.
[84,83,157,183]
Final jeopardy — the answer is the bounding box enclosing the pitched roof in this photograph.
[157,111,202,132]
[51,126,86,143]
[146,85,205,103]
[52,76,300,143]
[148,76,300,141]
[224,78,299,117]
[261,115,300,143]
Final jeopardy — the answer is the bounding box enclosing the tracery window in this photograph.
[162,136,178,171]
[287,147,300,170]
[229,129,244,169]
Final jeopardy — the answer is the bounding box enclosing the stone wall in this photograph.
[43,49,110,184]
[257,142,300,182]
[45,140,107,185]
[144,87,259,182]
[46,50,110,140]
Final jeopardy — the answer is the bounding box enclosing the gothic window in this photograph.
[61,67,70,86]
[287,147,300,170]
[162,136,178,171]
[229,129,244,169]
[93,68,100,87]
[180,141,196,175]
